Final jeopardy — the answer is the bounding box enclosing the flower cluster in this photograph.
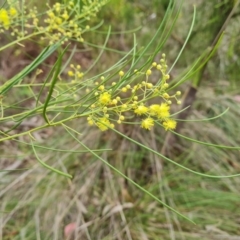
[68,64,84,79]
[0,0,108,44]
[69,54,181,132]
[0,7,18,30]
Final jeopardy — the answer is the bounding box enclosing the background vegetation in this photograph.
[0,0,240,239]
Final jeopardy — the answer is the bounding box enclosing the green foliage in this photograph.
[1,0,240,239]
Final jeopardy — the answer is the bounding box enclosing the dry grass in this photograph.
[1,88,240,239]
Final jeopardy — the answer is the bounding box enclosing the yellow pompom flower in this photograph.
[87,117,94,126]
[68,70,74,76]
[9,7,17,16]
[0,9,10,29]
[134,105,148,115]
[96,117,114,131]
[141,117,154,130]
[62,11,69,20]
[146,69,152,76]
[99,92,111,105]
[163,119,177,131]
[119,71,124,77]
[121,87,127,92]
[150,103,170,119]
[98,85,105,91]
[149,104,161,116]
